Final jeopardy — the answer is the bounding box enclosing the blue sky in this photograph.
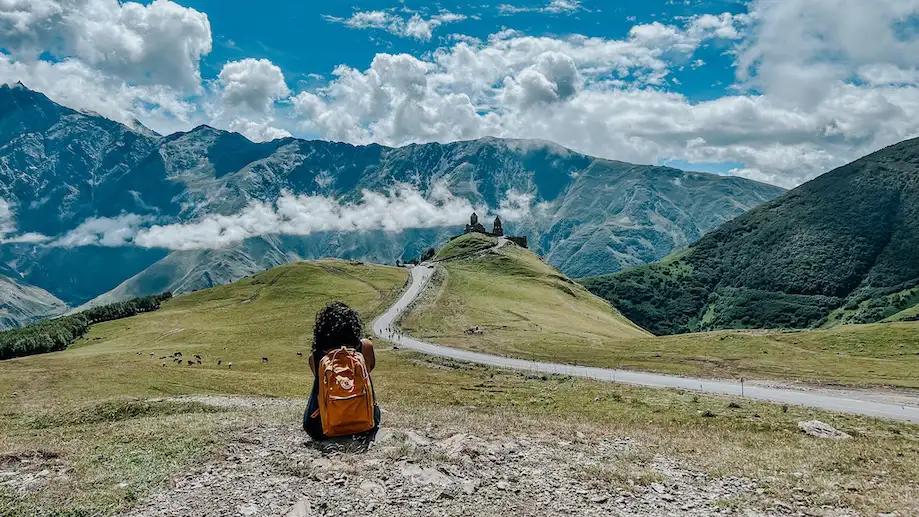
[181,0,746,104]
[3,0,919,187]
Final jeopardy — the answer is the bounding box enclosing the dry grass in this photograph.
[404,237,919,389]
[0,257,917,515]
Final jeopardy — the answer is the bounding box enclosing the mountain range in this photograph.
[582,137,919,335]
[0,83,784,328]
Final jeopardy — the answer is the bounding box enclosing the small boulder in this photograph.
[285,498,311,517]
[798,420,852,440]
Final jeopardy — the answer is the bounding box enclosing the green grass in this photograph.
[402,237,650,360]
[434,233,497,261]
[2,256,919,515]
[408,239,919,388]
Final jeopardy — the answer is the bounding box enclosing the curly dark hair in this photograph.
[313,301,364,353]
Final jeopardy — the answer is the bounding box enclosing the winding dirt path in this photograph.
[374,264,919,423]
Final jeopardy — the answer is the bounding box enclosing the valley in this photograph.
[1,254,918,516]
[581,137,919,335]
[402,235,919,391]
[0,84,784,328]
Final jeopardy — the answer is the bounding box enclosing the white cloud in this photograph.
[0,0,212,91]
[52,214,151,247]
[323,9,467,41]
[495,190,535,221]
[0,197,51,244]
[43,186,532,251]
[499,1,584,15]
[217,58,290,114]
[0,0,213,136]
[289,4,919,187]
[0,198,15,237]
[227,118,292,142]
[133,185,480,250]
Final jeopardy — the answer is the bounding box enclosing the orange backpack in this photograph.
[316,340,376,437]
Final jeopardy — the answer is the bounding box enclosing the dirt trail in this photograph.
[375,265,919,423]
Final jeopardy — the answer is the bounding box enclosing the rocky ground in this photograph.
[105,396,826,517]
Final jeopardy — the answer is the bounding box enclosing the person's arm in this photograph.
[309,353,316,376]
[361,338,376,372]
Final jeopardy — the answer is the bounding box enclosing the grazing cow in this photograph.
[217,360,222,366]
[187,361,193,367]
[196,359,202,365]
[150,352,154,357]
[174,352,182,357]
[177,359,183,365]
[228,362,233,369]
[261,357,269,363]
[194,354,201,361]
[162,362,166,367]
[159,356,168,360]
[296,352,303,357]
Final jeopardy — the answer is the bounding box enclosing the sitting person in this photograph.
[304,301,381,440]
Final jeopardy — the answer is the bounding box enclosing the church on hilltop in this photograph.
[458,212,528,249]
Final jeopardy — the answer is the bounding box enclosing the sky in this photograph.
[3,1,919,188]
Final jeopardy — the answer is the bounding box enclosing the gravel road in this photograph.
[373,264,919,424]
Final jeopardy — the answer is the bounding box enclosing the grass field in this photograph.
[402,238,650,353]
[2,257,919,515]
[403,235,919,389]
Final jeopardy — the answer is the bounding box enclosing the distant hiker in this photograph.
[304,301,380,441]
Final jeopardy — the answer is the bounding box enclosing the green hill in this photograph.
[434,233,498,261]
[2,254,918,515]
[401,234,650,362]
[582,138,919,335]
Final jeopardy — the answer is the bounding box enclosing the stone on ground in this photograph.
[797,420,852,440]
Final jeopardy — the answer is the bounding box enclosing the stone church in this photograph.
[460,212,527,248]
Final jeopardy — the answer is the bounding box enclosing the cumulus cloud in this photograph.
[0,0,212,135]
[48,186,529,251]
[288,4,919,187]
[217,58,290,114]
[323,9,467,41]
[0,0,211,91]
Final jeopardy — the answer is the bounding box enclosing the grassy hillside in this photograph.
[582,137,919,335]
[406,236,919,388]
[1,258,918,515]
[434,233,497,261]
[402,234,650,361]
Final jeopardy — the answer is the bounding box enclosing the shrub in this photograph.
[0,292,172,360]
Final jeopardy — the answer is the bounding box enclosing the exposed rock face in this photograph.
[0,84,784,326]
[0,273,67,328]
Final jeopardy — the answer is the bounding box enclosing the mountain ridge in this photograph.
[0,83,785,327]
[581,136,919,335]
